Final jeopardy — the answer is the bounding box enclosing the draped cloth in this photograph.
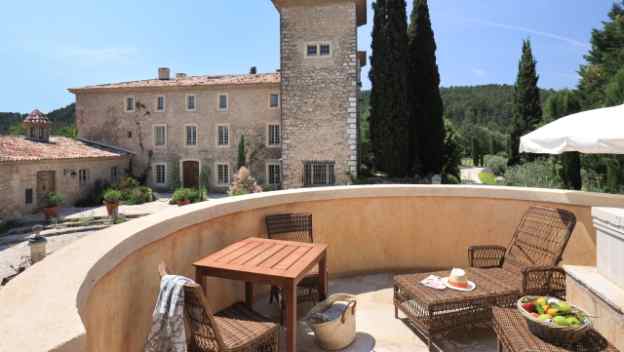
[144,275,195,352]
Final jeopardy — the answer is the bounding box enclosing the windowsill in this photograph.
[266,144,281,148]
[216,145,230,148]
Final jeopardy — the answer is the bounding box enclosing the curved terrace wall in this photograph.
[1,185,624,352]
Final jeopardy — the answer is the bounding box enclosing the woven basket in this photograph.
[305,293,357,350]
[517,296,591,344]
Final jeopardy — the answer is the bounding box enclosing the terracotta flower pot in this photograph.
[42,206,59,220]
[177,199,191,206]
[104,201,120,217]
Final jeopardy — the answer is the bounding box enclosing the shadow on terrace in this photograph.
[1,185,622,352]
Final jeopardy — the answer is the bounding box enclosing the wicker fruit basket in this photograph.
[517,296,592,344]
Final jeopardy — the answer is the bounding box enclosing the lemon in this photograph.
[547,308,559,316]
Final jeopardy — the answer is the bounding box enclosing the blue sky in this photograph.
[0,1,616,113]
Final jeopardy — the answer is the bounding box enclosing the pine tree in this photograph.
[369,0,411,177]
[544,90,582,190]
[579,2,624,108]
[407,0,445,176]
[509,40,542,166]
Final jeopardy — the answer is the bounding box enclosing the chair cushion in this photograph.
[214,303,278,350]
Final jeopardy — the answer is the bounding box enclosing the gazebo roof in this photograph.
[23,109,50,126]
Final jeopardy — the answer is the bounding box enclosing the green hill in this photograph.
[0,104,76,137]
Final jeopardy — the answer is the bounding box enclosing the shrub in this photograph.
[46,192,64,207]
[504,159,564,189]
[118,176,140,192]
[483,154,508,176]
[443,174,460,184]
[228,167,263,196]
[102,189,123,203]
[479,171,497,185]
[126,186,153,205]
[172,188,203,203]
[172,188,192,203]
[75,179,111,207]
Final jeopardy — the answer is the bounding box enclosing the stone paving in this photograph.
[255,273,497,352]
[0,194,226,284]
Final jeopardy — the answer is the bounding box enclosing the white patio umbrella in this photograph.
[519,103,624,155]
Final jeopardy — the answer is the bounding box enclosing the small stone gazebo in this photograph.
[22,109,50,143]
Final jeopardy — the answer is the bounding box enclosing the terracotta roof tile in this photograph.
[23,109,50,125]
[0,136,128,163]
[69,72,281,92]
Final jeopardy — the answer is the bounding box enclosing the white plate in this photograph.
[441,278,476,292]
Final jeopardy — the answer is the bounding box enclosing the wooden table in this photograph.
[193,237,328,352]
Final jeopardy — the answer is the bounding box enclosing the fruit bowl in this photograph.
[517,296,592,344]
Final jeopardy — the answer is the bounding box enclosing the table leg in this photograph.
[245,282,254,308]
[284,281,297,352]
[319,252,328,301]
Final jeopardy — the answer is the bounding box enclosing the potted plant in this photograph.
[102,189,122,217]
[42,192,64,220]
[172,188,192,206]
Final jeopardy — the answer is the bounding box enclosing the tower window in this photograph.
[306,45,318,57]
[320,44,331,56]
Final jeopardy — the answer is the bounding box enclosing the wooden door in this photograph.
[182,161,199,189]
[36,171,56,206]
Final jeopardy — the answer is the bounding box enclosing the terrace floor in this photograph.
[254,273,498,352]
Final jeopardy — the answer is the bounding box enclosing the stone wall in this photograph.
[0,157,129,219]
[75,84,281,191]
[279,0,359,188]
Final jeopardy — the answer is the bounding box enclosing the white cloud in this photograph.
[472,68,486,77]
[464,18,590,50]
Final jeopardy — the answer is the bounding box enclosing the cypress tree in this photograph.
[407,0,445,175]
[543,91,582,190]
[237,135,246,169]
[369,0,410,177]
[509,40,542,166]
[368,0,386,171]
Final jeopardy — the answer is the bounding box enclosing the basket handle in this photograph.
[340,300,357,324]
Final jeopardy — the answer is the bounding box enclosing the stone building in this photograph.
[69,0,367,190]
[0,110,130,219]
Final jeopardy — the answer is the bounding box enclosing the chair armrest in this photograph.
[522,266,566,300]
[468,245,506,268]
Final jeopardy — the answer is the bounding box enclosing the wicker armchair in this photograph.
[468,206,576,296]
[265,213,322,318]
[158,264,279,352]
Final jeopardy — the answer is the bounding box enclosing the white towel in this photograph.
[144,275,195,352]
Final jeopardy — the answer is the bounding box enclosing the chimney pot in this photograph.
[158,67,170,80]
[176,73,187,79]
[250,66,257,75]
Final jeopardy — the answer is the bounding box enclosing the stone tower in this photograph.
[23,109,51,143]
[273,0,367,188]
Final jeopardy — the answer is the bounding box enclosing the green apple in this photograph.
[556,302,572,313]
[553,316,570,326]
[538,314,551,322]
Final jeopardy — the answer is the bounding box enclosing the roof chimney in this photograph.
[176,73,187,79]
[158,67,170,80]
[250,66,257,75]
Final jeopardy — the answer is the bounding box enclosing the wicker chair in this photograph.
[468,206,576,297]
[265,213,321,319]
[158,264,280,352]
